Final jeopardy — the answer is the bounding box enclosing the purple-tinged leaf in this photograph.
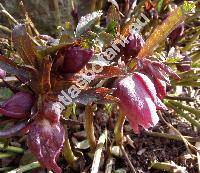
[0,55,34,79]
[12,24,38,66]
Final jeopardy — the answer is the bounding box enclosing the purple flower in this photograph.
[114,72,167,133]
[28,118,65,173]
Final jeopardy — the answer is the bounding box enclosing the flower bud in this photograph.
[168,23,184,43]
[57,46,93,74]
[123,33,145,59]
[0,92,35,119]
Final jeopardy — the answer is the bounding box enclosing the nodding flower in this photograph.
[27,118,65,173]
[114,72,167,133]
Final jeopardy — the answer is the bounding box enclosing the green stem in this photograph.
[0,143,24,154]
[85,104,96,151]
[114,113,125,145]
[0,152,16,159]
[166,102,200,129]
[91,130,107,173]
[0,24,11,33]
[168,100,200,119]
[63,125,77,169]
[7,161,40,173]
[145,131,200,143]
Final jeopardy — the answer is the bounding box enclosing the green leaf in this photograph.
[130,5,187,68]
[106,21,117,36]
[75,11,103,37]
[37,43,72,58]
[157,0,164,12]
[166,57,182,63]
[0,88,12,102]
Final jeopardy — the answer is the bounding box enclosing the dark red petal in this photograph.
[152,61,180,80]
[133,72,167,110]
[154,79,167,100]
[0,92,34,119]
[28,119,65,173]
[114,74,160,133]
[145,61,170,84]
[62,46,93,73]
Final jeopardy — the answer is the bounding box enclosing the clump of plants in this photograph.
[0,0,199,172]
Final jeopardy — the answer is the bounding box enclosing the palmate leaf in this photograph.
[12,24,38,67]
[75,11,103,37]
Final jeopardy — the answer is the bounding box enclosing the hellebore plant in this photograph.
[0,22,121,172]
[0,2,191,172]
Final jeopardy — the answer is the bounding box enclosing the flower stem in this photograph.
[91,0,96,12]
[85,104,96,152]
[114,112,125,145]
[63,125,77,169]
[114,113,137,172]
